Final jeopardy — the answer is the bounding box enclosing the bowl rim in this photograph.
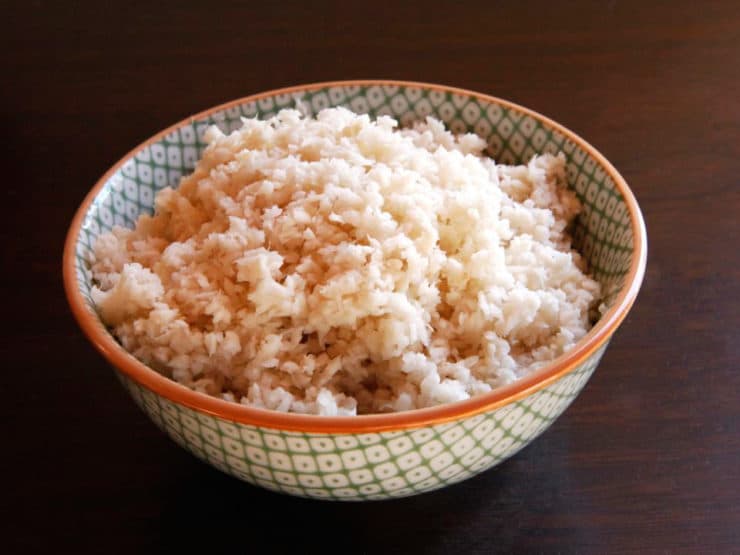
[63,79,647,433]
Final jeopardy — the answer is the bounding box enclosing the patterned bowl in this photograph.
[63,80,646,501]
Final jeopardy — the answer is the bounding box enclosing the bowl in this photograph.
[63,80,647,501]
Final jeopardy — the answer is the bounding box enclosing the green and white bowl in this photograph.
[64,81,647,501]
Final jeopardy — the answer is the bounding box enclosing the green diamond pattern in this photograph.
[74,83,636,500]
[117,341,605,501]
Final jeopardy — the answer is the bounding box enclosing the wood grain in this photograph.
[2,1,739,552]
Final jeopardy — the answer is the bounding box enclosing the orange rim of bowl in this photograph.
[63,80,647,434]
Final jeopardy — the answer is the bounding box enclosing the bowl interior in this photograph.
[72,83,635,349]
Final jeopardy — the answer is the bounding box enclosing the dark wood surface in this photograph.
[3,1,739,552]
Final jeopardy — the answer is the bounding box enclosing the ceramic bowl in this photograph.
[64,80,646,501]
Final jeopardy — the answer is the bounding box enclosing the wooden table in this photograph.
[4,1,739,552]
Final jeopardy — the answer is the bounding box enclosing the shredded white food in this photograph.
[90,107,601,415]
